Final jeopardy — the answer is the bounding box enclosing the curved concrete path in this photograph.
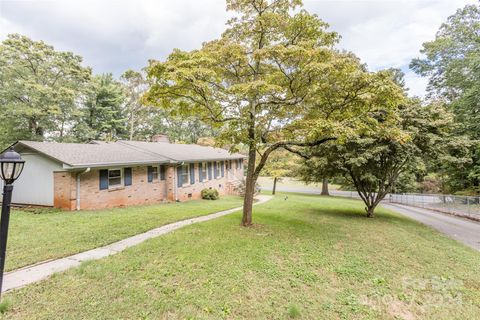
[3,195,273,292]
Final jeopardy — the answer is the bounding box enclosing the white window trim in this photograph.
[108,168,123,189]
[181,164,190,186]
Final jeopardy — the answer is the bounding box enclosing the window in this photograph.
[201,162,207,181]
[216,161,222,179]
[148,165,166,182]
[108,169,122,188]
[181,164,189,185]
[151,166,159,180]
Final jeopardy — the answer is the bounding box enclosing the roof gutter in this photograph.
[76,168,91,211]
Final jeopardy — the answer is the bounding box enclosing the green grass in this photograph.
[3,193,480,319]
[6,196,243,271]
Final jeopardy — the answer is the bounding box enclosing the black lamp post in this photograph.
[0,148,25,299]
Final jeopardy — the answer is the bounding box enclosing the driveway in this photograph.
[382,203,480,251]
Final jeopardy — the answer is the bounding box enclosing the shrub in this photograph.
[201,188,219,200]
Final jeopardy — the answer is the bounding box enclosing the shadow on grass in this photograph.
[269,191,421,227]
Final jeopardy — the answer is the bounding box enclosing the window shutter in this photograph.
[124,168,132,186]
[190,163,195,184]
[177,166,182,187]
[213,162,218,179]
[208,162,212,180]
[160,165,166,180]
[99,169,109,190]
[221,161,225,177]
[147,166,153,182]
[199,164,203,182]
[236,159,239,169]
[239,160,243,168]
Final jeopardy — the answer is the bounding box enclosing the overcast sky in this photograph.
[0,0,476,97]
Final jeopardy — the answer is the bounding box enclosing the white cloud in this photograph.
[0,0,477,97]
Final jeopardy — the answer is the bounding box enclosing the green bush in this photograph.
[201,188,219,200]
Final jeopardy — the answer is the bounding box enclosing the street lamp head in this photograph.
[0,148,25,185]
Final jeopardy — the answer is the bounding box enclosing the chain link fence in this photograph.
[388,193,480,220]
[332,190,480,220]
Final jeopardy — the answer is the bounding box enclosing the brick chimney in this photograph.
[151,134,170,143]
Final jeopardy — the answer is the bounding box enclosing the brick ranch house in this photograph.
[7,137,245,210]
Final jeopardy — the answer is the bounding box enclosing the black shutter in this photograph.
[124,168,132,186]
[99,169,109,190]
[213,161,217,179]
[177,166,183,187]
[221,161,225,177]
[159,165,166,180]
[190,163,195,184]
[147,166,153,182]
[208,162,212,180]
[199,163,203,182]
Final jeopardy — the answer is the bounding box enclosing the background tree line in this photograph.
[0,34,214,148]
[293,2,480,202]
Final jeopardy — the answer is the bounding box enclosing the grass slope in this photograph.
[3,194,480,319]
[6,196,243,271]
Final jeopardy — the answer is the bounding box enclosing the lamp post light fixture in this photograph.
[0,148,25,299]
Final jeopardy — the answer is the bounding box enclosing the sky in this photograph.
[0,0,477,97]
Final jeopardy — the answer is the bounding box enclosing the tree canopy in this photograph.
[298,100,455,217]
[411,3,480,193]
[144,0,404,225]
[0,33,91,144]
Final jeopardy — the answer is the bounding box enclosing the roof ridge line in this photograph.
[116,141,178,162]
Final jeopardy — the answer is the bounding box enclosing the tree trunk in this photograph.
[272,177,277,195]
[366,205,375,218]
[321,178,329,196]
[242,141,257,226]
[129,111,135,141]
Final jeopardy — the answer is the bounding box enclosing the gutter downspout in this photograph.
[76,168,91,211]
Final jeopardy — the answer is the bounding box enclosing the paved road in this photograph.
[383,203,480,251]
[261,186,480,251]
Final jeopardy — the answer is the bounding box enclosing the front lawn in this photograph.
[6,196,243,271]
[3,194,480,319]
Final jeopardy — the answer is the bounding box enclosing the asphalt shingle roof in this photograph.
[14,140,245,169]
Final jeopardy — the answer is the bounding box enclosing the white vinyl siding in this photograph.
[10,152,63,206]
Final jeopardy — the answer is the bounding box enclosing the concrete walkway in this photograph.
[383,203,480,252]
[3,195,273,292]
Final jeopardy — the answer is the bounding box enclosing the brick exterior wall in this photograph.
[53,160,244,211]
[53,171,77,210]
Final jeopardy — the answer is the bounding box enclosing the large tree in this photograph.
[0,34,91,146]
[73,73,127,141]
[297,101,454,217]
[120,70,151,141]
[144,0,402,226]
[410,3,480,193]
